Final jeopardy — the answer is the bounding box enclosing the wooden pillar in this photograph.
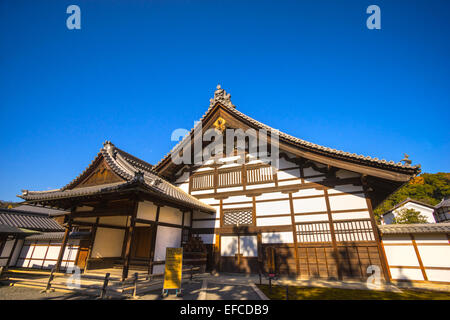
[324,188,343,280]
[148,206,160,275]
[362,178,391,283]
[288,193,300,277]
[84,217,99,273]
[122,200,139,281]
[55,218,72,273]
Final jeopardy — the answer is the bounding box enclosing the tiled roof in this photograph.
[26,231,91,241]
[378,222,450,234]
[0,225,40,236]
[435,197,450,209]
[19,142,215,213]
[155,85,421,175]
[0,208,64,232]
[14,204,68,216]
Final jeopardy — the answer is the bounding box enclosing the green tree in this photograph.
[393,208,429,224]
[374,172,450,223]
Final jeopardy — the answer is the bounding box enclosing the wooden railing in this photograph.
[191,164,274,191]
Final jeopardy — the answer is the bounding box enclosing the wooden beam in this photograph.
[362,178,391,283]
[410,234,428,281]
[323,189,342,280]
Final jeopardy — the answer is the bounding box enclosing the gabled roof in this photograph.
[154,85,420,181]
[18,142,214,213]
[382,198,436,216]
[0,208,64,232]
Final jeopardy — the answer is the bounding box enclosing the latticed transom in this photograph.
[296,219,375,243]
[223,208,253,226]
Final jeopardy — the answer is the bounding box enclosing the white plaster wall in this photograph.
[256,216,292,226]
[292,188,324,197]
[332,210,371,221]
[383,245,420,267]
[223,195,252,203]
[417,245,450,267]
[240,236,258,257]
[292,197,327,213]
[278,157,298,169]
[137,201,158,221]
[278,180,302,186]
[216,186,244,193]
[246,183,276,190]
[192,219,220,229]
[153,226,182,261]
[91,227,125,258]
[262,232,293,244]
[295,213,329,222]
[426,269,450,282]
[100,216,128,226]
[184,211,191,227]
[329,193,367,211]
[159,206,183,225]
[277,168,301,180]
[390,268,424,281]
[256,200,290,216]
[255,192,289,201]
[221,236,238,256]
[328,184,364,194]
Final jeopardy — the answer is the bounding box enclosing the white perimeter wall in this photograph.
[382,233,450,283]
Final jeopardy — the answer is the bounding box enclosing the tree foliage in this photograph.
[392,208,429,224]
[374,172,450,222]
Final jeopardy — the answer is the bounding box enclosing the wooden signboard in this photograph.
[163,247,183,292]
[266,246,275,275]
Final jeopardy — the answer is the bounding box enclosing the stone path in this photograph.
[138,277,264,300]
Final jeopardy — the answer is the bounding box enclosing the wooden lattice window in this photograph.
[191,172,214,191]
[223,208,253,226]
[246,165,274,185]
[296,222,332,243]
[333,220,374,242]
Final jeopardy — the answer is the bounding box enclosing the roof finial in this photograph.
[210,84,235,108]
[103,140,115,152]
[401,153,412,165]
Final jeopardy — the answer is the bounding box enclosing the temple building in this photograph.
[18,85,422,282]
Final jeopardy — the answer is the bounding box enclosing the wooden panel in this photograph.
[131,227,153,259]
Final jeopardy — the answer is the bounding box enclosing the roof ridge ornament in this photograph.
[401,153,412,166]
[210,84,235,108]
[134,171,145,183]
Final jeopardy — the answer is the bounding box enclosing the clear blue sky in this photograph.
[0,0,449,202]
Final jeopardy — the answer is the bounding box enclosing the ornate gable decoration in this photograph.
[74,160,123,189]
[213,116,227,132]
[209,84,235,108]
